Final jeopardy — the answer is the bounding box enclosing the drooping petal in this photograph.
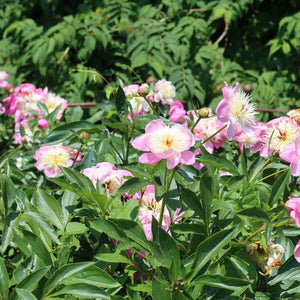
[166,154,180,169]
[296,136,300,157]
[131,134,150,151]
[294,240,300,263]
[226,121,238,141]
[291,157,300,177]
[139,153,161,164]
[180,151,195,165]
[216,98,229,122]
[145,119,166,133]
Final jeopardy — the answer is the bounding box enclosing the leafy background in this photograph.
[0,0,299,111]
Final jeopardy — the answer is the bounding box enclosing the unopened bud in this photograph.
[146,76,157,85]
[38,119,48,129]
[138,83,149,95]
[243,84,253,94]
[198,107,210,119]
[79,131,90,143]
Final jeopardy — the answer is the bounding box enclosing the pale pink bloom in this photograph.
[38,119,48,128]
[193,117,226,153]
[169,101,187,123]
[260,117,300,157]
[44,93,68,120]
[216,82,257,141]
[131,119,195,169]
[286,197,300,228]
[154,79,176,105]
[34,145,81,177]
[123,84,139,97]
[13,119,35,145]
[0,71,8,88]
[0,104,4,114]
[295,240,300,263]
[279,136,300,177]
[83,162,133,195]
[3,83,47,123]
[134,185,183,240]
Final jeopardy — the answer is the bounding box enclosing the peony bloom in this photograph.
[154,79,176,105]
[38,119,49,129]
[286,197,300,227]
[123,84,151,121]
[44,93,68,120]
[83,162,133,195]
[169,101,187,123]
[131,119,195,169]
[193,116,226,153]
[134,185,183,240]
[3,83,47,123]
[34,145,81,177]
[260,117,300,157]
[216,82,257,141]
[280,136,300,177]
[295,240,300,263]
[0,71,8,88]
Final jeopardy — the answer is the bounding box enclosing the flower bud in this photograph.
[38,119,48,129]
[198,107,210,119]
[138,83,149,95]
[79,131,90,143]
[146,76,157,85]
[243,84,253,94]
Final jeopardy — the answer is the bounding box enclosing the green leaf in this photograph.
[237,207,269,221]
[17,267,50,291]
[61,265,120,288]
[115,86,128,118]
[180,188,201,216]
[50,283,110,299]
[95,252,134,265]
[43,262,94,296]
[0,258,9,299]
[268,267,300,286]
[117,177,151,195]
[269,170,289,205]
[189,227,239,281]
[33,188,63,230]
[65,222,88,235]
[190,275,251,296]
[282,41,291,54]
[1,175,16,214]
[199,155,239,175]
[16,289,38,300]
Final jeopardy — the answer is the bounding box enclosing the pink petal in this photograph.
[279,144,296,163]
[226,122,237,141]
[145,119,166,133]
[180,151,195,165]
[296,136,300,157]
[166,154,180,169]
[216,98,229,122]
[203,140,214,154]
[131,134,150,151]
[291,157,300,177]
[294,240,300,263]
[139,153,161,164]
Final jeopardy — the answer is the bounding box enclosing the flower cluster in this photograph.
[0,72,68,144]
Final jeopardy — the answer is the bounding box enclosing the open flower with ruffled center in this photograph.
[154,79,176,105]
[216,82,257,141]
[134,185,183,240]
[260,117,300,157]
[44,92,68,120]
[34,145,81,177]
[83,162,133,195]
[131,119,195,169]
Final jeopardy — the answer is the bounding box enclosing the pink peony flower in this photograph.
[216,82,257,141]
[279,136,300,177]
[154,79,176,105]
[44,93,68,120]
[134,185,183,240]
[295,240,300,263]
[34,145,81,177]
[38,119,49,128]
[193,116,226,153]
[0,71,8,88]
[169,101,187,123]
[286,197,300,227]
[83,162,133,195]
[3,83,47,123]
[131,119,195,169]
[123,84,139,97]
[260,117,300,157]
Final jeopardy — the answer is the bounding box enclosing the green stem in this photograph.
[249,157,271,183]
[109,141,124,163]
[143,95,159,116]
[199,124,227,146]
[159,167,177,227]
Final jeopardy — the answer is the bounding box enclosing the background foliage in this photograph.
[0,0,299,110]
